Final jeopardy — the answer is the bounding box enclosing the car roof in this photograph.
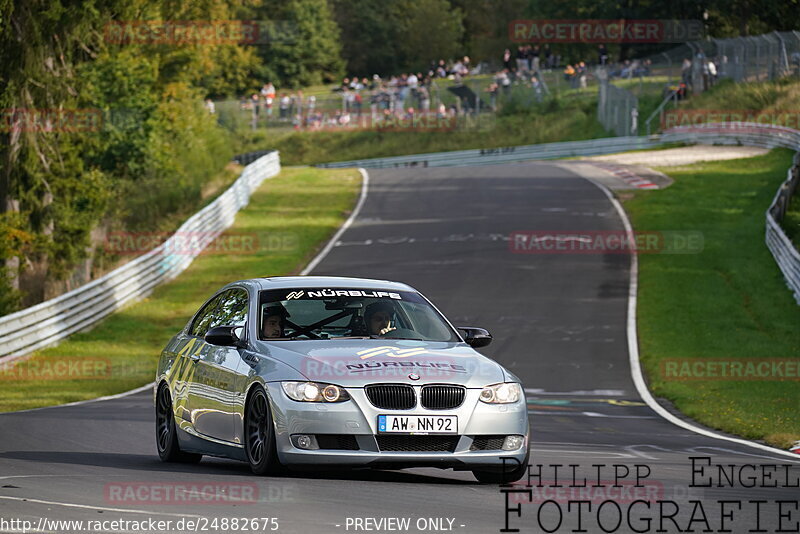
[252,276,416,292]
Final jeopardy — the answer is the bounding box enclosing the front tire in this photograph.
[472,448,530,484]
[155,383,202,463]
[244,386,283,475]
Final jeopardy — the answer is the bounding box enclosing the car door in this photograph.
[188,288,249,443]
[173,293,226,429]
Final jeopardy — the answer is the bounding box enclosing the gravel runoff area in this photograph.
[584,145,769,166]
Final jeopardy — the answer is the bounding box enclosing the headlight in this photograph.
[479,382,522,404]
[281,381,350,402]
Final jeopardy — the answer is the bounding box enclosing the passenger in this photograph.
[364,301,396,336]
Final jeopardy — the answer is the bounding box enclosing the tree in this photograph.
[390,0,464,72]
[254,0,345,87]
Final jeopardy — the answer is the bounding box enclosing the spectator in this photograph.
[204,98,215,114]
[250,93,260,129]
[262,82,275,117]
[543,45,553,71]
[279,93,290,120]
[577,61,587,88]
[496,69,511,96]
[503,48,514,72]
[530,76,543,102]
[564,64,576,87]
[485,81,499,111]
[530,45,540,74]
[598,45,609,66]
[516,45,528,76]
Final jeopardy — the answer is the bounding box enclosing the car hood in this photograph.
[251,339,506,388]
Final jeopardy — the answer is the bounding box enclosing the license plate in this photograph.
[377,415,457,434]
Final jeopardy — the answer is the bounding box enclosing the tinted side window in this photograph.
[213,289,249,328]
[190,293,225,337]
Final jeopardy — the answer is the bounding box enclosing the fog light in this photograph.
[502,435,525,451]
[293,434,319,450]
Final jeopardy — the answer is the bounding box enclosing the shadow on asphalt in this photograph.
[0,451,477,485]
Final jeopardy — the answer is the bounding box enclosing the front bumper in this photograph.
[264,383,530,469]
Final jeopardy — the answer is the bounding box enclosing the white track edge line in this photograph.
[590,179,799,460]
[300,168,370,276]
[0,495,202,518]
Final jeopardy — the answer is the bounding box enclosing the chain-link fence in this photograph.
[602,30,800,137]
[597,70,639,136]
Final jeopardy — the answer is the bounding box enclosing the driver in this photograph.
[364,301,396,336]
[261,303,289,339]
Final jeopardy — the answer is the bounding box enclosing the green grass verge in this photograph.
[0,167,361,412]
[624,149,800,449]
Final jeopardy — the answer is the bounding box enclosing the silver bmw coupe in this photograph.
[155,276,529,483]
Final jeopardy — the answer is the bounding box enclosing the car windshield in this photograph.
[257,288,459,342]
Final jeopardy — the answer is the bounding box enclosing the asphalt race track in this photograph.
[1,162,798,534]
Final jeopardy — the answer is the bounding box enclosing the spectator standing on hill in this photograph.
[503,49,514,72]
[598,45,609,66]
[564,64,576,87]
[279,93,290,120]
[543,45,553,71]
[516,45,527,76]
[530,76,543,102]
[497,69,511,96]
[577,62,587,88]
[262,82,275,117]
[486,81,499,111]
[531,45,540,74]
[250,93,260,129]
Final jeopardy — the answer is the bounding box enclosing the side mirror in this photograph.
[458,327,492,348]
[205,325,242,347]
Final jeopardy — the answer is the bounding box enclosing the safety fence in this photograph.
[0,151,281,363]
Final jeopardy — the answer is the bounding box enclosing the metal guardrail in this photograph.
[0,151,281,363]
[316,136,664,169]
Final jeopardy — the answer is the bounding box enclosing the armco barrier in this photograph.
[662,123,800,304]
[0,151,281,363]
[315,136,664,169]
